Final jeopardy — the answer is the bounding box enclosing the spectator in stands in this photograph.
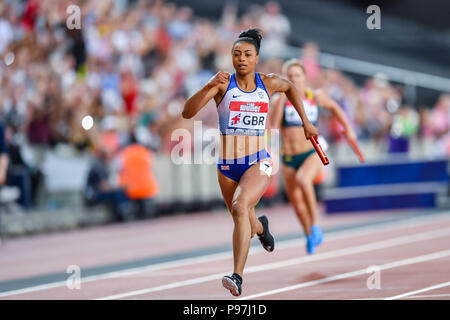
[429,94,450,157]
[258,1,291,58]
[120,68,139,117]
[0,121,21,211]
[5,127,39,208]
[300,42,322,88]
[0,122,8,186]
[0,4,14,55]
[84,146,133,222]
[117,132,159,219]
[430,94,449,139]
[388,106,419,153]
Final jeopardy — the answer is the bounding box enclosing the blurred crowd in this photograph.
[0,0,448,211]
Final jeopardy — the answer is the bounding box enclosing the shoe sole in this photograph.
[258,216,275,252]
[222,277,240,297]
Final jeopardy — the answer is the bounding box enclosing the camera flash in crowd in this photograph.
[4,52,14,66]
[81,115,94,131]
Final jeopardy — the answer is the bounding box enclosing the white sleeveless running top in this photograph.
[216,73,270,136]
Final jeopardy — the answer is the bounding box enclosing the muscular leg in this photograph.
[217,169,238,214]
[218,163,271,277]
[217,170,262,237]
[296,153,323,226]
[281,164,312,236]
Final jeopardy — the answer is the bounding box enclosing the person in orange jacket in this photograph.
[117,133,159,219]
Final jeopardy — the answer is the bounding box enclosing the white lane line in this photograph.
[0,251,233,299]
[1,210,449,299]
[96,225,450,300]
[401,293,450,299]
[384,281,450,300]
[238,249,450,300]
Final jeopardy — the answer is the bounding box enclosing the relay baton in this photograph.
[348,139,365,163]
[310,135,330,166]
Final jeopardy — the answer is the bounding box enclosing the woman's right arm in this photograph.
[182,71,230,119]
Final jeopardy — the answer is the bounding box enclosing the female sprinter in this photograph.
[182,30,318,296]
[269,59,357,255]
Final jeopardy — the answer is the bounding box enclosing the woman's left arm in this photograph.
[262,73,318,139]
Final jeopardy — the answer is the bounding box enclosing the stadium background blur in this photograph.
[0,0,448,235]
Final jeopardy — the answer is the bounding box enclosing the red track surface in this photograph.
[0,203,449,300]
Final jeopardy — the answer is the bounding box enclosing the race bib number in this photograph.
[228,101,268,130]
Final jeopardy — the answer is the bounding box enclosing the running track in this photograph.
[0,204,449,300]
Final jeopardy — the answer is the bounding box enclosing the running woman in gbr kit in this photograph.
[182,29,318,296]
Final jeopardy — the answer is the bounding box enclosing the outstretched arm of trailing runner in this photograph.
[315,90,357,142]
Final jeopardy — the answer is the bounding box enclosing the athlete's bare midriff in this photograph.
[281,126,314,156]
[220,135,266,159]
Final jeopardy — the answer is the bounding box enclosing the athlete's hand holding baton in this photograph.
[309,135,330,166]
[303,122,330,166]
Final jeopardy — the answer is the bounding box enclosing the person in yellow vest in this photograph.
[117,133,159,219]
